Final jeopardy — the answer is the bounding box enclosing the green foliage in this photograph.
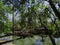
[0,0,60,45]
[0,0,12,33]
[0,0,4,10]
[0,0,60,38]
[5,5,13,13]
[4,20,12,33]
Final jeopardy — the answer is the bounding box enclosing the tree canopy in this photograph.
[0,0,60,45]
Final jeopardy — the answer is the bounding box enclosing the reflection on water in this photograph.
[55,38,60,42]
[55,38,60,45]
[1,36,13,40]
[34,40,43,45]
[14,36,60,45]
[0,36,60,45]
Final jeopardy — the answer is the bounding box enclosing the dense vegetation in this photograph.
[0,0,60,45]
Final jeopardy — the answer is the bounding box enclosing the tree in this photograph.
[0,0,60,45]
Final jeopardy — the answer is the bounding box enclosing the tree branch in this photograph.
[49,0,60,20]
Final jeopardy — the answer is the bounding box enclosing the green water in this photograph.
[14,36,60,45]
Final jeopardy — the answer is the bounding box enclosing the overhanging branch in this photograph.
[49,0,60,20]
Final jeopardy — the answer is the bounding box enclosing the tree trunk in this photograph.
[49,35,56,45]
[49,0,60,20]
[40,22,56,45]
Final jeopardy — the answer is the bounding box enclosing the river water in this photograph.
[0,36,60,45]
